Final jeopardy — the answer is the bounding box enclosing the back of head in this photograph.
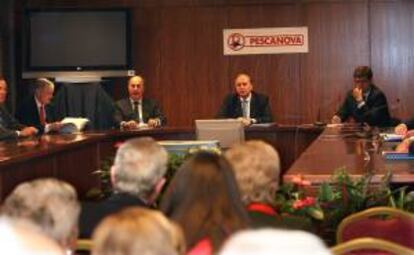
[92,207,185,255]
[35,78,54,91]
[0,217,64,255]
[160,152,248,250]
[353,66,373,80]
[1,178,80,249]
[112,137,168,199]
[225,140,280,206]
[219,229,331,255]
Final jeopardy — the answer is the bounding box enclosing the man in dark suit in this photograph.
[113,75,166,129]
[331,66,391,127]
[216,73,273,126]
[79,137,168,238]
[0,77,38,140]
[16,78,63,133]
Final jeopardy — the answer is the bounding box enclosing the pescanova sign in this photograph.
[223,27,309,55]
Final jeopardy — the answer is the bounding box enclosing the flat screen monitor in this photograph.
[195,119,245,149]
[23,9,132,74]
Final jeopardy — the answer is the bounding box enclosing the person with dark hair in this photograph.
[160,152,249,255]
[113,75,166,129]
[216,73,273,126]
[331,66,391,127]
[0,77,38,140]
[16,78,62,133]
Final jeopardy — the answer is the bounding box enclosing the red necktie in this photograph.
[39,105,46,126]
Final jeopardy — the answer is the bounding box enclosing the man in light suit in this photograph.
[16,78,63,133]
[0,77,38,140]
[331,66,391,127]
[216,73,273,126]
[113,75,166,129]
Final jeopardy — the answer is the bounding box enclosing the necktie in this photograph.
[39,105,46,126]
[133,101,139,121]
[242,99,248,118]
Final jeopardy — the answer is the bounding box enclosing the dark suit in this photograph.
[113,98,166,127]
[336,84,391,127]
[16,96,57,133]
[216,92,273,123]
[0,105,25,140]
[404,118,414,130]
[79,192,147,238]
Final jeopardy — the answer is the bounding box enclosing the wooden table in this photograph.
[284,126,414,185]
[0,125,321,201]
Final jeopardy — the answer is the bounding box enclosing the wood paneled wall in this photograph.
[14,0,414,127]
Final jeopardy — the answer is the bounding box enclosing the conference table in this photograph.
[0,125,321,201]
[0,124,412,201]
[284,125,414,186]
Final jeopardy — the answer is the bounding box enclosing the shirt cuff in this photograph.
[44,124,51,133]
[357,101,366,109]
[16,130,20,137]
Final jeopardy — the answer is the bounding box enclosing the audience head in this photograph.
[127,75,145,101]
[0,217,64,255]
[225,140,280,206]
[219,229,331,255]
[111,137,168,203]
[353,66,373,91]
[35,78,55,105]
[234,73,253,99]
[0,76,8,104]
[161,151,249,251]
[1,178,80,250]
[92,207,185,255]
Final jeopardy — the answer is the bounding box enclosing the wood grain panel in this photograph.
[370,1,414,121]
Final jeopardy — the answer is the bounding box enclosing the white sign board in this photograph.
[223,27,309,55]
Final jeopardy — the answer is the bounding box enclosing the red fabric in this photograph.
[39,105,46,125]
[187,238,212,255]
[341,217,414,249]
[247,203,277,216]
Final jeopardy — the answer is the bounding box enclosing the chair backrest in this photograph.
[331,237,414,255]
[337,207,414,249]
[195,119,245,149]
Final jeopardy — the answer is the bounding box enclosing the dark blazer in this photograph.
[336,84,391,127]
[79,192,147,238]
[404,118,414,130]
[16,96,57,132]
[113,97,166,127]
[0,105,25,140]
[216,92,273,123]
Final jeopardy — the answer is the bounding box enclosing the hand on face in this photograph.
[352,87,363,102]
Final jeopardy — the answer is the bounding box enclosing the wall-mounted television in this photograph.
[22,8,132,80]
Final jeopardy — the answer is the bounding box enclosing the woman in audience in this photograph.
[225,140,313,231]
[160,152,249,255]
[92,207,185,255]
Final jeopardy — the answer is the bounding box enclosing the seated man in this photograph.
[0,77,38,140]
[113,75,166,129]
[216,73,273,126]
[79,137,168,238]
[394,118,414,136]
[331,66,391,127]
[16,78,62,133]
[1,178,80,253]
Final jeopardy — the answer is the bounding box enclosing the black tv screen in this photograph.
[24,9,131,72]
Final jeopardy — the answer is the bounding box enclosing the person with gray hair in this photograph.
[79,137,168,238]
[16,77,63,133]
[225,140,312,231]
[219,229,331,255]
[1,178,80,253]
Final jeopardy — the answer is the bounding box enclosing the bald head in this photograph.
[234,74,253,99]
[128,76,145,101]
